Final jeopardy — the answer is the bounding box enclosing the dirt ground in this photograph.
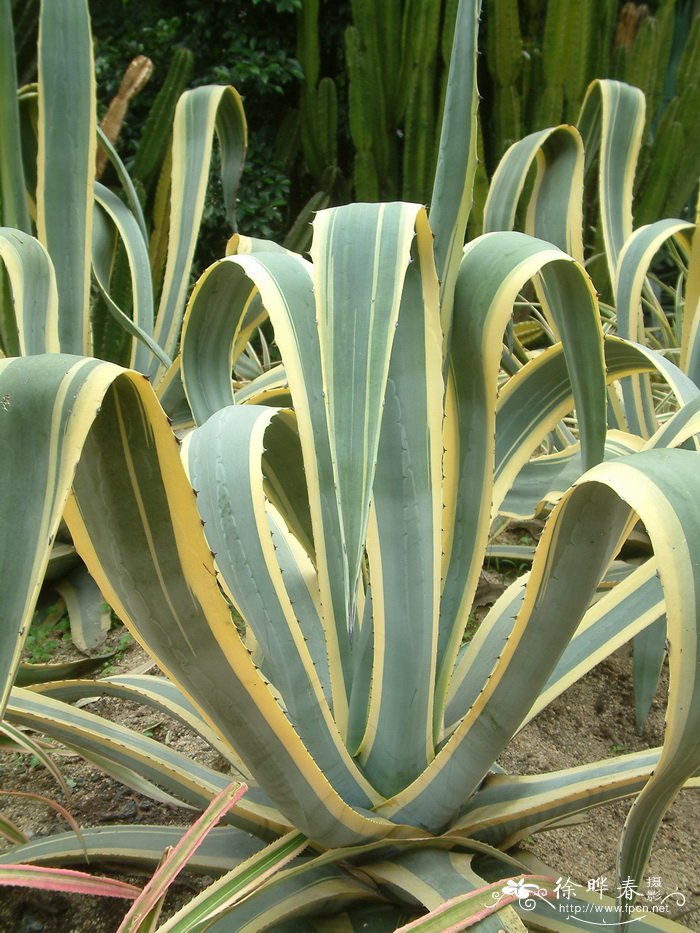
[0,608,698,931]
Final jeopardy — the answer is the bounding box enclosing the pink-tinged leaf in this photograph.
[0,790,87,858]
[116,781,247,933]
[0,811,29,845]
[0,864,140,898]
[161,831,309,931]
[0,721,71,799]
[130,848,172,933]
[395,876,555,932]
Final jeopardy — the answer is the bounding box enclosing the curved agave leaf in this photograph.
[7,687,266,819]
[484,124,585,262]
[116,781,247,933]
[0,353,411,847]
[0,864,138,899]
[30,673,251,775]
[478,449,700,902]
[584,452,700,900]
[233,364,289,406]
[95,126,148,244]
[0,824,268,873]
[0,227,58,354]
[53,563,110,652]
[683,194,700,382]
[152,86,246,385]
[381,477,633,831]
[456,748,672,846]
[92,183,169,374]
[187,403,378,810]
[152,831,308,933]
[615,219,694,437]
[163,836,518,933]
[363,850,528,931]
[577,80,645,288]
[436,231,606,718]
[498,335,700,520]
[186,248,352,717]
[497,433,642,522]
[180,257,267,423]
[15,656,114,687]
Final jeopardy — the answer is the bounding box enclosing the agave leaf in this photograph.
[92,183,169,374]
[582,451,700,898]
[484,125,585,262]
[6,686,282,837]
[0,0,31,236]
[53,562,110,653]
[364,849,529,931]
[233,363,289,406]
[524,559,664,723]
[632,617,666,733]
[681,192,700,381]
[0,825,267,873]
[180,257,267,423]
[353,213,443,796]
[187,250,352,717]
[116,781,247,933]
[498,433,642,522]
[0,355,115,711]
[0,812,27,846]
[153,831,308,933]
[36,0,95,354]
[31,673,249,774]
[380,478,633,830]
[0,789,87,857]
[496,336,700,520]
[393,881,540,931]
[169,863,382,933]
[577,79,645,291]
[0,354,408,846]
[428,0,479,337]
[615,219,694,438]
[152,86,246,383]
[186,403,378,810]
[0,227,58,354]
[0,863,139,898]
[15,655,115,686]
[456,748,678,846]
[436,232,606,718]
[0,717,71,800]
[95,126,148,244]
[311,204,430,643]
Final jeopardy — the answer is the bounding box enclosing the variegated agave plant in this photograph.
[0,0,247,655]
[2,0,700,930]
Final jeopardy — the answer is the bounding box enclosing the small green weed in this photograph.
[462,612,480,644]
[24,611,71,663]
[99,627,135,674]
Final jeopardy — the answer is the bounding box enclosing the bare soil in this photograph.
[1,605,698,931]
